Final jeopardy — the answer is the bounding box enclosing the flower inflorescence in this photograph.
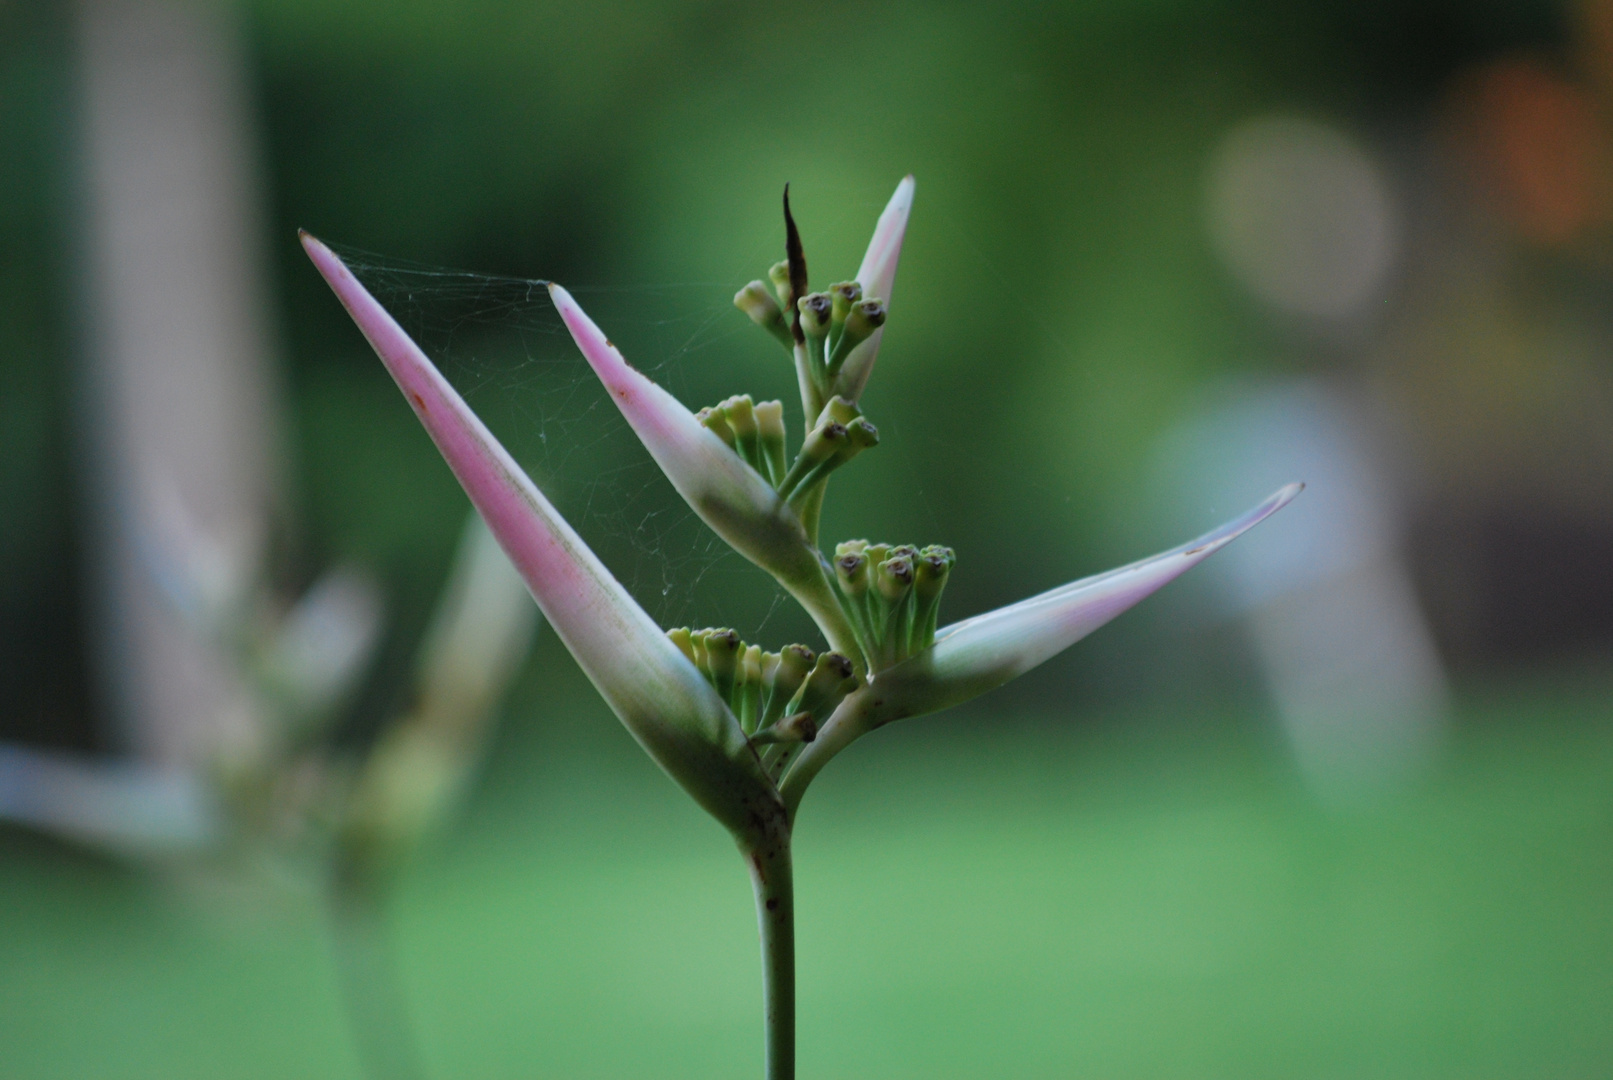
[666,627,858,777]
[833,541,955,671]
[304,172,1299,1080]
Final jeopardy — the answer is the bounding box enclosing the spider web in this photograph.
[331,243,813,645]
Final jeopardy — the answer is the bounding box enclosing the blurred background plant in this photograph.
[2,0,1612,1077]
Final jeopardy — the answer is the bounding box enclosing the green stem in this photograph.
[792,341,824,428]
[781,553,867,674]
[777,687,875,818]
[745,832,796,1080]
[326,864,426,1080]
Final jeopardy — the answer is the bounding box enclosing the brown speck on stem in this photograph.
[410,392,425,411]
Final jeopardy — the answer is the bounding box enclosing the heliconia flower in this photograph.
[300,233,782,843]
[304,181,1298,1080]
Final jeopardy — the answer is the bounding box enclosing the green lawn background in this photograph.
[4,670,1609,1079]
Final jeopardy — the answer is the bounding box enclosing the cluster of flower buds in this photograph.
[696,395,788,487]
[733,191,890,414]
[777,396,878,510]
[833,541,956,671]
[787,278,886,398]
[666,627,859,778]
[697,392,878,515]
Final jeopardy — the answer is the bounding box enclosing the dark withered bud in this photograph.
[735,280,792,348]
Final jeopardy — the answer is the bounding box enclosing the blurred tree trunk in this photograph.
[73,0,281,769]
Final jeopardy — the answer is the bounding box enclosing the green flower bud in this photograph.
[775,710,818,743]
[872,555,916,670]
[697,405,738,450]
[777,401,879,509]
[834,549,871,643]
[826,281,862,357]
[767,644,816,720]
[769,261,795,314]
[749,710,818,746]
[737,643,765,732]
[911,545,955,652]
[827,298,887,381]
[753,400,787,486]
[844,417,879,454]
[797,292,832,339]
[828,281,862,331]
[834,549,869,597]
[797,292,833,384]
[777,420,846,500]
[817,394,860,429]
[787,651,858,724]
[701,628,742,702]
[723,395,762,464]
[735,280,792,349]
[666,626,697,664]
[698,396,793,489]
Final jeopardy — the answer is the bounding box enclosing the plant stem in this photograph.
[327,864,426,1080]
[745,832,796,1080]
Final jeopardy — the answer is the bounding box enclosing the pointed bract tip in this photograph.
[862,484,1302,722]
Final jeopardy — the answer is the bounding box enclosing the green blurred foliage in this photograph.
[0,3,92,750]
[5,681,1612,1077]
